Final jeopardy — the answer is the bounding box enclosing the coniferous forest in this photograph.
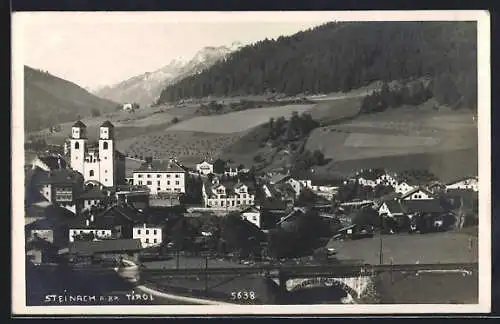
[157,21,477,110]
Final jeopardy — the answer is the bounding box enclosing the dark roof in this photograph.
[357,168,386,181]
[36,155,67,170]
[445,176,478,186]
[76,188,107,200]
[382,200,405,214]
[134,160,185,173]
[261,199,288,211]
[403,200,445,214]
[100,204,146,224]
[72,120,87,128]
[69,239,142,255]
[100,120,114,128]
[310,178,344,186]
[36,169,84,186]
[204,178,256,197]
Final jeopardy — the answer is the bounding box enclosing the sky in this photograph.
[18,12,336,90]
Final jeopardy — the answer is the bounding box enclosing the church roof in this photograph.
[72,120,87,128]
[100,120,114,128]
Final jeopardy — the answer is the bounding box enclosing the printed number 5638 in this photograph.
[230,291,256,300]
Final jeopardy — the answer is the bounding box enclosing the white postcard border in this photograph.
[12,10,491,315]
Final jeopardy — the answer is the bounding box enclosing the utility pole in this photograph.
[204,255,209,293]
[379,213,384,265]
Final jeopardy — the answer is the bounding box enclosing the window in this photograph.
[147,174,151,178]
[75,142,80,149]
[138,174,143,178]
[145,238,149,243]
[157,187,161,191]
[157,181,161,185]
[175,174,180,178]
[167,181,170,185]
[252,216,257,221]
[138,181,143,185]
[167,174,171,178]
[89,170,94,177]
[105,178,108,182]
[221,201,224,207]
[157,174,161,178]
[153,230,157,235]
[146,230,149,234]
[175,181,180,185]
[138,230,141,234]
[243,194,247,198]
[103,142,108,150]
[104,157,107,159]
[154,239,157,243]
[237,200,241,205]
[101,231,105,235]
[105,170,108,173]
[147,181,152,185]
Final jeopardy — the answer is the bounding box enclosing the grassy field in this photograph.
[309,97,363,123]
[167,104,315,133]
[305,106,477,167]
[327,232,478,265]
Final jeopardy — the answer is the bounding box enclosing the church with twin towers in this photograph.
[68,120,125,188]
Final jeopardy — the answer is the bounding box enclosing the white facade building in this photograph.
[69,120,124,188]
[240,206,261,228]
[133,224,163,248]
[395,181,416,195]
[196,161,214,175]
[446,177,478,192]
[133,159,186,196]
[400,188,435,201]
[202,178,255,209]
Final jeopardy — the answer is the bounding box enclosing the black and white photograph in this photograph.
[11,11,491,315]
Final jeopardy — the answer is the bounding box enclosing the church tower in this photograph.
[69,120,87,175]
[98,120,115,187]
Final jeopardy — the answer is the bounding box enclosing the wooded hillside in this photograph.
[157,21,477,110]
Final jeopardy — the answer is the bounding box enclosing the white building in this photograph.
[123,103,133,111]
[395,181,416,195]
[400,187,435,201]
[445,176,478,192]
[378,200,406,218]
[133,224,163,248]
[68,217,113,243]
[202,178,255,209]
[133,159,186,196]
[240,206,261,228]
[69,120,125,188]
[196,160,214,175]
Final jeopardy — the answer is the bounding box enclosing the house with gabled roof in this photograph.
[400,187,436,201]
[445,176,478,192]
[240,205,261,229]
[33,168,86,215]
[378,200,406,218]
[195,159,214,175]
[202,177,255,209]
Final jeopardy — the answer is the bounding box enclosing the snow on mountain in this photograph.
[94,43,242,107]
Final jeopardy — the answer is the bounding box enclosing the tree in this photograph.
[213,158,226,174]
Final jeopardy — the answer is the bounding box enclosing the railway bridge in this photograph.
[139,262,477,303]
